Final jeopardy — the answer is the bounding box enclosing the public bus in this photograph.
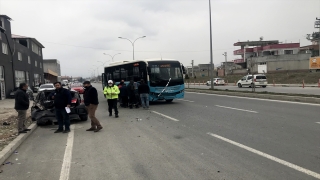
[102,59,186,102]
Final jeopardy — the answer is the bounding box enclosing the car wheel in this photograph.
[262,86,267,88]
[80,115,88,121]
[238,83,242,88]
[166,99,173,102]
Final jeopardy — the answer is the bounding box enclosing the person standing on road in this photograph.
[83,81,103,132]
[14,83,31,134]
[50,82,72,133]
[138,79,150,109]
[118,80,124,107]
[119,83,128,108]
[103,80,120,118]
[127,80,137,109]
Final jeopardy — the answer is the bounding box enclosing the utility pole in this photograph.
[209,0,214,89]
[191,60,194,78]
[223,52,227,76]
[316,17,320,56]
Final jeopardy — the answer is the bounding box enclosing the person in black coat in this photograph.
[138,79,150,109]
[14,83,31,134]
[83,81,103,132]
[50,82,72,133]
[127,80,137,109]
[119,83,128,108]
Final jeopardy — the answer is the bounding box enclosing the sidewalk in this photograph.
[0,99,33,151]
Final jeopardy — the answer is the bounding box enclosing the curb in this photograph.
[0,123,38,165]
[185,89,320,104]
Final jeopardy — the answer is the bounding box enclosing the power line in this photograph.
[40,40,235,53]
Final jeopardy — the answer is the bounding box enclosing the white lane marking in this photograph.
[187,92,320,107]
[216,105,258,113]
[59,125,75,180]
[207,133,320,179]
[316,122,320,124]
[177,99,195,102]
[152,111,179,121]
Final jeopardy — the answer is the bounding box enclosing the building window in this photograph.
[28,56,31,64]
[284,50,293,55]
[18,52,22,61]
[26,72,30,85]
[34,74,39,86]
[35,61,37,67]
[40,62,42,68]
[0,66,4,80]
[2,43,8,55]
[15,70,26,87]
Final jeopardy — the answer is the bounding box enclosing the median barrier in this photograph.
[185,88,320,104]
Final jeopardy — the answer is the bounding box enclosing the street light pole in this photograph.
[118,36,146,60]
[209,0,214,89]
[103,53,121,62]
[223,52,227,76]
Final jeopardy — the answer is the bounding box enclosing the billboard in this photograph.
[309,57,320,69]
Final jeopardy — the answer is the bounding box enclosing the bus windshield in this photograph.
[149,62,183,86]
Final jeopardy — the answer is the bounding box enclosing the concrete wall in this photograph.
[232,69,248,74]
[249,53,311,63]
[267,59,309,72]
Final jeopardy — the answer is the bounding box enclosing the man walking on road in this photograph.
[50,82,72,133]
[103,80,120,118]
[83,81,103,132]
[138,79,150,109]
[14,83,31,134]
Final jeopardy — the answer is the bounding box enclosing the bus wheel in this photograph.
[166,99,173,102]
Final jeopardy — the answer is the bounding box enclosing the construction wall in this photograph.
[267,59,309,72]
[249,53,311,63]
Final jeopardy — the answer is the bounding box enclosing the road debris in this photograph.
[2,122,10,126]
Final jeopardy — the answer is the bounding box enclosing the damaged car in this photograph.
[31,89,88,126]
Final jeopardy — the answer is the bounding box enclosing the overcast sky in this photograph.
[1,0,320,77]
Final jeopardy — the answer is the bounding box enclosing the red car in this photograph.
[70,83,84,94]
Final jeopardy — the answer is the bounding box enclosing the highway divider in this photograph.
[185,88,320,104]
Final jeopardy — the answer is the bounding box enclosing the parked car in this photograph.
[31,89,87,126]
[70,83,84,94]
[38,84,55,92]
[206,78,225,86]
[10,87,34,100]
[237,74,267,88]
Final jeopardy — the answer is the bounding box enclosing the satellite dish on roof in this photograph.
[260,36,263,41]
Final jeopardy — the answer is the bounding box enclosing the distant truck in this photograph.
[62,80,69,86]
[309,56,320,72]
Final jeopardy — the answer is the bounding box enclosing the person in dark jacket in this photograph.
[83,81,103,132]
[138,79,150,109]
[127,80,138,109]
[50,82,72,133]
[14,83,31,134]
[119,83,128,108]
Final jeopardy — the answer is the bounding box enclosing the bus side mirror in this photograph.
[182,65,186,74]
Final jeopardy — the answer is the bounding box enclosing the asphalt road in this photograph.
[187,84,320,95]
[1,86,319,180]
